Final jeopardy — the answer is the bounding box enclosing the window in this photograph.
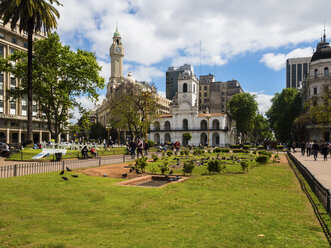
[0,20,3,26]
[314,69,318,78]
[11,49,16,54]
[297,64,302,83]
[204,93,207,97]
[193,84,195,93]
[291,64,296,87]
[204,99,208,103]
[12,38,17,44]
[204,86,207,90]
[183,119,188,130]
[324,67,329,77]
[0,32,4,39]
[200,120,207,130]
[314,87,317,95]
[0,44,3,57]
[10,100,16,115]
[164,121,171,131]
[183,83,187,92]
[23,42,28,48]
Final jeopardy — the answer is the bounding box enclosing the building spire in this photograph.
[323,21,326,42]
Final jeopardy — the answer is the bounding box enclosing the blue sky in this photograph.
[55,0,331,120]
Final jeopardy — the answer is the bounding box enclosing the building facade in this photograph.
[301,33,331,142]
[166,64,194,100]
[149,70,235,146]
[0,20,61,144]
[286,57,311,89]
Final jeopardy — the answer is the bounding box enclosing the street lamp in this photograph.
[206,108,211,147]
[106,123,111,145]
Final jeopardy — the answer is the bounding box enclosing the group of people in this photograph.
[300,141,330,161]
[128,139,149,159]
[81,146,97,159]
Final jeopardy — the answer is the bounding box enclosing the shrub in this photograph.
[149,164,159,174]
[230,144,241,149]
[180,151,185,156]
[258,150,272,158]
[151,154,158,162]
[159,162,169,175]
[207,160,225,174]
[257,145,264,149]
[200,150,205,155]
[273,154,280,162]
[184,150,190,156]
[240,161,249,172]
[183,161,195,175]
[233,149,249,154]
[253,150,257,155]
[256,155,269,164]
[208,149,212,154]
[193,150,199,156]
[213,148,222,153]
[243,145,253,149]
[167,151,173,157]
[162,151,165,158]
[135,156,148,172]
[276,145,284,149]
[147,140,155,148]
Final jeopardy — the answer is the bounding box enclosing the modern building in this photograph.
[97,28,171,131]
[286,57,311,89]
[149,70,235,146]
[166,64,194,100]
[198,74,243,113]
[0,20,62,144]
[301,32,331,142]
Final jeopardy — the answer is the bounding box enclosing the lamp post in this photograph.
[206,108,211,147]
[118,128,121,146]
[142,88,151,142]
[106,123,111,145]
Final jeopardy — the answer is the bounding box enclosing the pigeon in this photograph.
[122,173,128,178]
[66,167,72,172]
[129,168,133,173]
[169,169,173,175]
[61,176,68,181]
[71,175,79,178]
[59,170,64,175]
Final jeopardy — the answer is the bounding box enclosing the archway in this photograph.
[212,119,220,130]
[164,121,171,131]
[154,133,160,144]
[200,120,207,130]
[200,132,207,146]
[154,121,160,131]
[183,119,188,130]
[212,132,220,147]
[164,133,171,143]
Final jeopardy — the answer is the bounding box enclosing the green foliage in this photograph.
[240,161,249,172]
[208,149,212,154]
[207,160,225,174]
[147,140,155,148]
[135,156,148,172]
[276,145,284,149]
[193,150,205,155]
[251,114,273,143]
[243,145,253,149]
[273,154,280,162]
[180,151,185,155]
[183,161,195,175]
[182,132,192,144]
[167,151,173,157]
[258,150,272,158]
[162,151,165,159]
[148,164,159,175]
[227,93,258,142]
[214,148,230,153]
[266,88,302,143]
[184,150,190,155]
[151,154,158,162]
[256,155,269,164]
[159,162,169,175]
[233,149,249,154]
[257,145,264,149]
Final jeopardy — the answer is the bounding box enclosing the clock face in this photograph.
[183,94,187,98]
[115,47,122,53]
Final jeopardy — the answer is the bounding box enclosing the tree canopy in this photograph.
[7,33,105,142]
[227,93,258,142]
[266,88,302,143]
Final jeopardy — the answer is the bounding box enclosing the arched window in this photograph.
[164,121,171,131]
[200,120,207,130]
[212,120,220,130]
[324,67,329,77]
[314,69,318,78]
[116,39,119,45]
[154,121,160,131]
[164,133,171,143]
[183,119,188,130]
[154,133,160,144]
[183,83,187,93]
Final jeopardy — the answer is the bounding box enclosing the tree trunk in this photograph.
[26,19,34,144]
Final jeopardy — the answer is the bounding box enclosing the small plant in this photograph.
[258,150,272,158]
[183,161,195,175]
[193,150,199,156]
[276,145,284,150]
[135,156,148,172]
[162,151,165,159]
[208,149,212,154]
[149,164,159,174]
[257,145,264,149]
[256,155,269,164]
[159,162,169,175]
[230,144,241,149]
[240,161,249,172]
[147,140,155,148]
[180,151,185,156]
[184,150,190,156]
[273,154,280,163]
[214,148,230,153]
[151,154,158,162]
[167,151,173,157]
[207,160,225,174]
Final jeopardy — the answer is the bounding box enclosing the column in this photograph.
[18,129,21,144]
[48,132,51,142]
[39,130,42,143]
[66,132,69,142]
[57,133,61,143]
[6,128,9,144]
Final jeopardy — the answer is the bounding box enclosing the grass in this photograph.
[0,154,328,247]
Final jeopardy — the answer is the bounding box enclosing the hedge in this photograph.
[256,155,269,164]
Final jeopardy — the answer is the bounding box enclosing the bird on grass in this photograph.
[135,169,141,174]
[71,175,79,178]
[122,173,128,178]
[129,168,133,173]
[66,167,72,171]
[59,170,64,175]
[169,169,173,175]
[61,176,68,181]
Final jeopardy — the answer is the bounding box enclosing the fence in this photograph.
[0,155,136,179]
[287,152,331,214]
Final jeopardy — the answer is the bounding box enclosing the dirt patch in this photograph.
[76,162,147,179]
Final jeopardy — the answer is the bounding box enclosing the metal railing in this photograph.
[287,152,331,214]
[0,155,136,179]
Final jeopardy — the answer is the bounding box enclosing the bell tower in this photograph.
[107,27,124,98]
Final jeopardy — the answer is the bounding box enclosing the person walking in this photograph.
[143,140,149,156]
[306,141,312,157]
[312,141,320,161]
[137,139,143,158]
[301,141,306,156]
[321,144,328,161]
[130,140,136,159]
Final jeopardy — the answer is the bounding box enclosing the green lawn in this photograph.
[0,156,328,247]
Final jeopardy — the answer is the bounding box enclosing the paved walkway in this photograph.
[291,152,331,190]
[0,157,36,167]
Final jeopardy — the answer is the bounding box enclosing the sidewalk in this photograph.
[291,152,331,190]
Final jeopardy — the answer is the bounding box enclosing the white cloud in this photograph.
[250,92,273,116]
[57,0,328,68]
[260,47,314,71]
[70,95,106,123]
[124,64,164,83]
[158,91,166,98]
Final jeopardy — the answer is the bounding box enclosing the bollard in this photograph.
[62,161,65,172]
[13,164,17,177]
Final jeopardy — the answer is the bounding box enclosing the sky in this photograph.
[55,0,331,121]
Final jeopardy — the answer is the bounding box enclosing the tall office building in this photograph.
[166,64,194,100]
[286,57,311,89]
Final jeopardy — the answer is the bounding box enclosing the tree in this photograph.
[7,33,105,142]
[89,123,107,141]
[108,84,158,139]
[250,114,273,143]
[227,93,258,143]
[266,88,302,143]
[182,132,192,145]
[0,0,61,144]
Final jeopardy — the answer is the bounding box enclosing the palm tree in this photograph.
[0,0,61,144]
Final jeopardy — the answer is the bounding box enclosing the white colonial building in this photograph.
[149,70,235,146]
